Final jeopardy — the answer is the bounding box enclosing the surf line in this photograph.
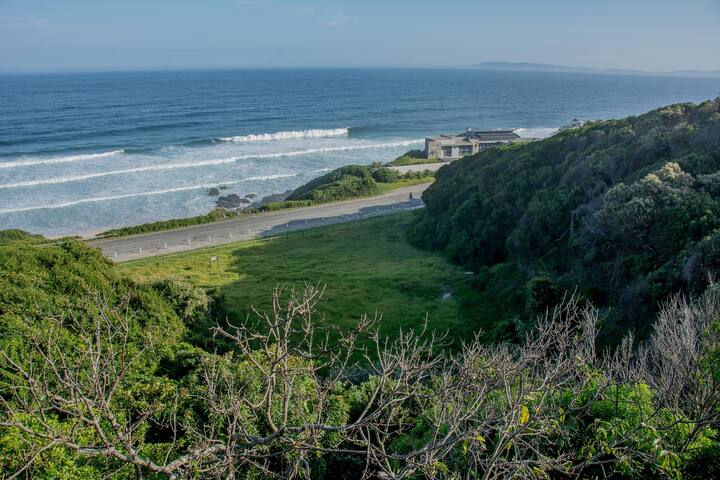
[0,140,423,189]
[0,174,299,213]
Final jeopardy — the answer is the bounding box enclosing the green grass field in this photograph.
[122,213,493,346]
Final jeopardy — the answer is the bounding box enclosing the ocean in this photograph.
[1,68,718,237]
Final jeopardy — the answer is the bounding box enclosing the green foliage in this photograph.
[1,227,720,478]
[98,208,236,238]
[151,278,210,325]
[288,165,377,201]
[409,98,720,338]
[123,214,483,348]
[259,199,315,211]
[372,166,401,183]
[287,163,433,203]
[387,149,435,166]
[0,229,46,244]
[0,234,190,478]
[516,276,566,335]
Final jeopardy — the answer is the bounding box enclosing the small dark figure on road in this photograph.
[409,192,413,200]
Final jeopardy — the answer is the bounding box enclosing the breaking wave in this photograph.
[0,140,422,189]
[0,174,298,214]
[218,128,349,143]
[0,150,124,169]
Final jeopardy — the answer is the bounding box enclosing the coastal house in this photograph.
[425,129,521,161]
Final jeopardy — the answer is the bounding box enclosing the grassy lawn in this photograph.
[122,213,489,347]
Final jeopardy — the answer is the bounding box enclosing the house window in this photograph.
[442,146,453,157]
[459,145,473,156]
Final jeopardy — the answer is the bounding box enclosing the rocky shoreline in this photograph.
[208,187,293,212]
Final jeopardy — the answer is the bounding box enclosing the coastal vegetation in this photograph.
[2,100,720,478]
[387,148,436,166]
[98,208,236,238]
[122,214,483,346]
[284,163,433,202]
[409,98,720,341]
[97,165,434,238]
[1,228,720,478]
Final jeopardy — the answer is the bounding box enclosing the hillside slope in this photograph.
[287,163,432,203]
[409,98,720,338]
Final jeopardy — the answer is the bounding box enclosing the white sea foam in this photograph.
[514,127,559,139]
[219,128,349,143]
[0,140,423,189]
[0,174,298,214]
[0,150,124,169]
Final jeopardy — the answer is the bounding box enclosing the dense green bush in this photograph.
[1,233,719,478]
[99,208,236,238]
[287,164,434,203]
[409,98,720,338]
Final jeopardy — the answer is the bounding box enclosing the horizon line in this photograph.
[2,64,720,78]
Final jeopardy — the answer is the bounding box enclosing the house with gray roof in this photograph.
[425,129,521,161]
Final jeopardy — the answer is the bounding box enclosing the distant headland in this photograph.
[470,61,720,78]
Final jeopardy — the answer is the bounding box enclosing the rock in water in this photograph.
[207,188,221,196]
[216,194,243,209]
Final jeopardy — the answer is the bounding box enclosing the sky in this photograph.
[1,0,720,73]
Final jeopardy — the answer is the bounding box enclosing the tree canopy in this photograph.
[409,98,720,338]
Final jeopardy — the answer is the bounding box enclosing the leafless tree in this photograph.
[2,284,719,479]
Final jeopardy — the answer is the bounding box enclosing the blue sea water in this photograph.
[1,68,718,237]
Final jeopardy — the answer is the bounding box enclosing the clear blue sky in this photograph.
[1,0,719,73]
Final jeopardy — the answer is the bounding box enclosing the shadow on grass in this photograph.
[210,213,497,356]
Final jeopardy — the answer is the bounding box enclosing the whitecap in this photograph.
[0,174,298,213]
[0,150,124,169]
[0,140,422,189]
[218,128,349,143]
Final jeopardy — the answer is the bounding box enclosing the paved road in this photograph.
[389,162,447,174]
[87,183,431,262]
